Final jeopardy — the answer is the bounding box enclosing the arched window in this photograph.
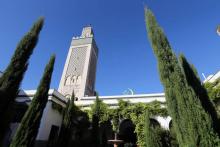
[65,94,71,99]
[64,75,71,86]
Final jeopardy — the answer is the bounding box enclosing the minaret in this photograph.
[58,26,98,100]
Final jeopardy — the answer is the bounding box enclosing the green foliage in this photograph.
[134,110,171,147]
[88,98,168,146]
[86,97,168,146]
[107,100,168,144]
[91,96,103,147]
[67,110,91,146]
[91,96,110,147]
[10,55,55,147]
[144,111,161,147]
[204,78,220,101]
[133,113,145,146]
[91,96,110,123]
[145,8,220,146]
[169,121,179,147]
[204,78,220,118]
[109,108,119,132]
[0,17,44,142]
[179,54,220,135]
[57,94,91,147]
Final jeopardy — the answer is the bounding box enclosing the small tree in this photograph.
[10,55,55,147]
[0,17,44,142]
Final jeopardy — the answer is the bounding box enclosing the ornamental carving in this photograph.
[64,75,82,86]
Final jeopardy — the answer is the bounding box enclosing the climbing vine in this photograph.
[86,99,168,146]
[204,78,220,117]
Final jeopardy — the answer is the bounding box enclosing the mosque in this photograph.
[2,26,219,146]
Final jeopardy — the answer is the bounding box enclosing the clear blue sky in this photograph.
[0,0,219,96]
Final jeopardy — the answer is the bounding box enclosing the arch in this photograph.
[65,94,71,99]
[71,75,77,84]
[64,75,71,86]
[118,119,137,144]
[149,118,161,128]
[100,120,114,147]
[169,120,173,130]
[76,75,81,84]
[154,116,172,129]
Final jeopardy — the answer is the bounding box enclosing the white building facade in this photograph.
[7,90,66,147]
[204,71,220,83]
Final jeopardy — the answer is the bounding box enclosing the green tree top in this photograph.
[145,8,220,146]
[0,17,44,144]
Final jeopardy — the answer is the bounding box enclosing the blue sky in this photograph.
[0,0,219,96]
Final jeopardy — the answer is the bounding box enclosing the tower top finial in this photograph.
[81,25,94,38]
[84,24,92,27]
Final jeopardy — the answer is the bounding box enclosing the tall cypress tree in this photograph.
[145,8,220,146]
[144,111,161,147]
[10,55,55,147]
[57,92,76,147]
[91,95,101,147]
[179,54,220,134]
[0,18,44,141]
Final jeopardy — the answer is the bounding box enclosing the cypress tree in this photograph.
[168,121,179,147]
[10,55,55,147]
[0,18,44,141]
[145,8,220,146]
[179,54,220,134]
[144,111,161,147]
[57,92,76,147]
[91,95,101,147]
[58,93,91,147]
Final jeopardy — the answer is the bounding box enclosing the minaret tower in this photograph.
[58,26,98,100]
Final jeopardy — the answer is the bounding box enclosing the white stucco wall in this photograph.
[75,93,166,109]
[36,101,63,141]
[204,70,220,83]
[154,116,172,129]
[13,89,66,142]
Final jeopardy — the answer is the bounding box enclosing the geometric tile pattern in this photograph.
[66,47,87,77]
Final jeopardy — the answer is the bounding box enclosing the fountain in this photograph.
[108,118,124,147]
[108,133,124,147]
